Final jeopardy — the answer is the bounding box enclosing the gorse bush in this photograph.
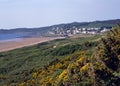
[94,25,120,86]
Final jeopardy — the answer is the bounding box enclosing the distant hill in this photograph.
[0,19,120,36]
[51,19,120,28]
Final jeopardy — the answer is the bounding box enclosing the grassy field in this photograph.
[0,35,100,85]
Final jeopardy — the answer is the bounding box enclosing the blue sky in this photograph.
[0,0,120,29]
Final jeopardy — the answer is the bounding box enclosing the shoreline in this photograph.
[0,37,64,53]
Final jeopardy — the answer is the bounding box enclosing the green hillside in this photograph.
[0,34,99,85]
[0,25,120,86]
[20,25,120,86]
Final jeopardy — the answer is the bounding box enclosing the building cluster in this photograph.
[48,26,111,36]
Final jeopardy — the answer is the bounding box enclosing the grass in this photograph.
[0,35,101,85]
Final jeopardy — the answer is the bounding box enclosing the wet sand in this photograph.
[0,37,63,52]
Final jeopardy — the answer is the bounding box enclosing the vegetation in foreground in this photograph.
[0,34,99,85]
[0,25,120,86]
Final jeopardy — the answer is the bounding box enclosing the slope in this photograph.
[0,35,100,85]
[18,25,120,86]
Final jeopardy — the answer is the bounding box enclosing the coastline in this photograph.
[0,37,64,52]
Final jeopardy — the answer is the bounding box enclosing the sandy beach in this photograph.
[0,37,63,52]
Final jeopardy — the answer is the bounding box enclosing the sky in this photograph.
[0,0,120,29]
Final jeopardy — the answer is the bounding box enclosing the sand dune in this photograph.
[0,37,63,52]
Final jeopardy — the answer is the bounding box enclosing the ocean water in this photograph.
[0,33,30,41]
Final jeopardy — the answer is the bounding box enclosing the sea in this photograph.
[0,33,31,42]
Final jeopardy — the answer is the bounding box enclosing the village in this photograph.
[48,26,112,36]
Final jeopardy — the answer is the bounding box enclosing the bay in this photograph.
[0,33,30,41]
